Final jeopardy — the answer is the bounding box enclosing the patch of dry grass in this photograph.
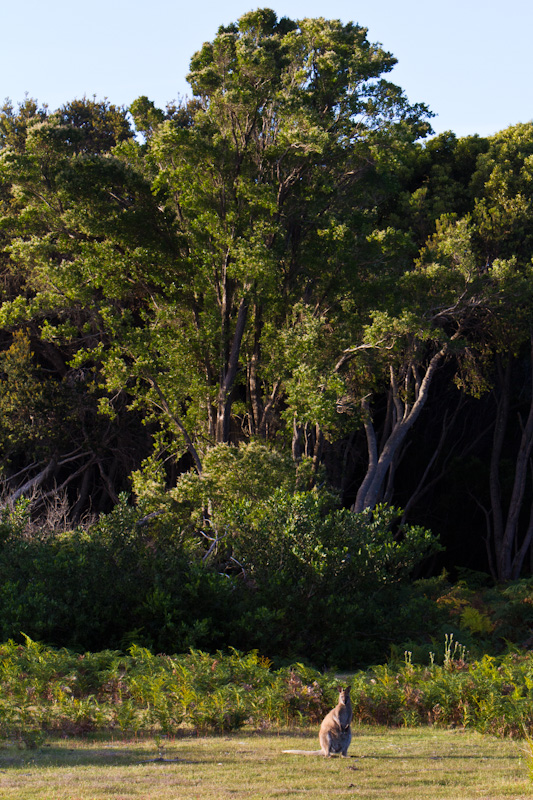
[0,726,531,800]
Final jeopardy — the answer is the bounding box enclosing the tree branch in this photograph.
[147,376,203,474]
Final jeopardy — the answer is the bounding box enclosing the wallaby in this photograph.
[283,686,353,757]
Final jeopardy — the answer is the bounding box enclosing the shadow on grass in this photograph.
[0,744,211,770]
[1,729,520,772]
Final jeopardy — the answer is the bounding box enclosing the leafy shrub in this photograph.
[352,643,533,737]
[0,497,241,655]
[0,638,336,740]
[224,494,441,665]
[3,637,533,744]
[9,484,533,670]
[0,490,445,668]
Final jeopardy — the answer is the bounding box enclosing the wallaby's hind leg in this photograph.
[320,732,331,757]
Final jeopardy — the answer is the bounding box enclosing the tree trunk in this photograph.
[352,346,447,513]
[9,456,58,503]
[215,294,249,443]
[488,354,511,575]
[292,417,304,462]
[248,303,263,437]
[496,337,533,580]
[311,424,324,477]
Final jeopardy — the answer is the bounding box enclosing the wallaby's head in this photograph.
[337,686,351,704]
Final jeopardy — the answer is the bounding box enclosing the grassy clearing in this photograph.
[0,727,531,800]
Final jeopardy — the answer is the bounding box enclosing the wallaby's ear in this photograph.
[346,685,351,692]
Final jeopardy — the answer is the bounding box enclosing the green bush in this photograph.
[224,494,442,665]
[0,492,444,668]
[10,485,533,670]
[0,497,241,655]
[0,639,337,740]
[3,637,533,744]
[352,643,533,737]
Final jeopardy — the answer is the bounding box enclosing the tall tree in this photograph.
[0,98,167,505]
[137,8,431,454]
[0,11,432,503]
[337,215,487,513]
[468,123,533,580]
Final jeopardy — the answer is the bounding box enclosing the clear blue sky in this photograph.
[2,0,532,139]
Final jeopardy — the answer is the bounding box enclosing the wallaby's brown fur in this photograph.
[283,686,353,758]
[319,686,352,756]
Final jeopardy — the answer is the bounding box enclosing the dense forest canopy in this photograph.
[0,8,533,664]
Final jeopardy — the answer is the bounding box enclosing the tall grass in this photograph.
[2,635,533,746]
[0,637,336,744]
[353,636,533,736]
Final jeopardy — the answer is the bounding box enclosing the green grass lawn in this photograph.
[0,727,531,800]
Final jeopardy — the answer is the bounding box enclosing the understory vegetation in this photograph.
[2,636,533,749]
[2,493,533,669]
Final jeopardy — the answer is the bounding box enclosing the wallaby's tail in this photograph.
[282,749,324,755]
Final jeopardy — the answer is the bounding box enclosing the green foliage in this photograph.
[0,97,48,153]
[0,331,65,459]
[0,487,442,667]
[131,441,297,542]
[134,437,444,666]
[0,496,239,654]
[355,644,533,738]
[52,97,133,155]
[3,637,533,745]
[129,96,166,140]
[278,306,352,438]
[471,122,533,262]
[0,638,337,741]
[0,8,432,464]
[170,441,296,520]
[0,498,32,541]
[228,494,438,588]
[220,494,441,665]
[397,131,489,244]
